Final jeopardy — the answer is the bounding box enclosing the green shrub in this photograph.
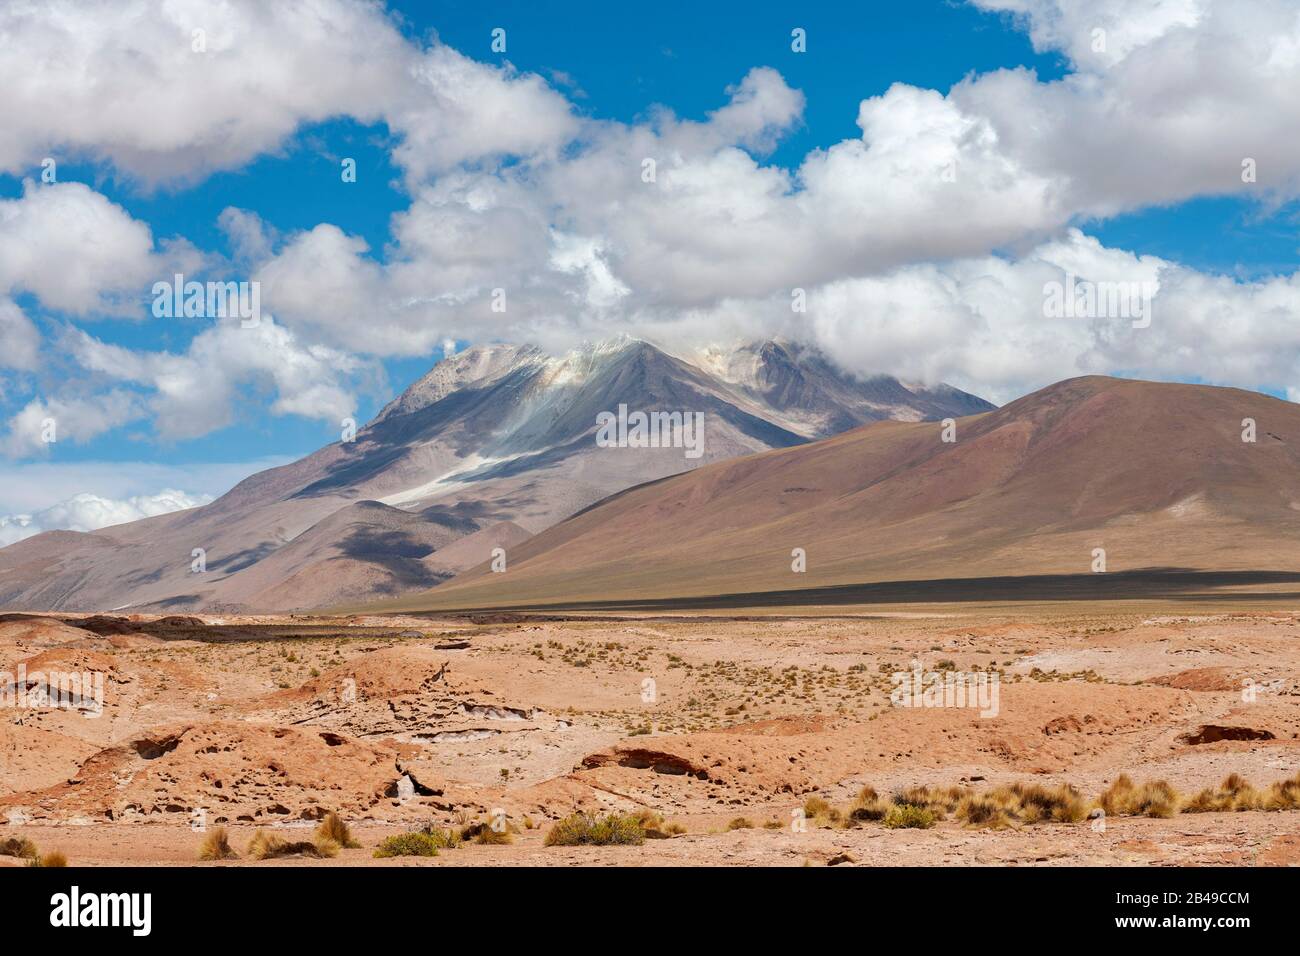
[421,826,462,849]
[373,831,442,858]
[543,812,645,847]
[882,804,936,830]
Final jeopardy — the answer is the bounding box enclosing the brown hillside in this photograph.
[372,376,1300,610]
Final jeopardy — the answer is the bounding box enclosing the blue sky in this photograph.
[1,0,1298,536]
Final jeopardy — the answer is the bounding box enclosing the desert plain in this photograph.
[2,588,1298,867]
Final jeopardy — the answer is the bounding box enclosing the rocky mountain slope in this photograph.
[380,376,1300,611]
[0,338,991,612]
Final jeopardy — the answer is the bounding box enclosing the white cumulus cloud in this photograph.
[0,0,575,186]
[0,181,164,316]
[3,0,1299,455]
[0,489,212,546]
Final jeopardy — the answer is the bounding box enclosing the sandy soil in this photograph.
[1,601,1297,866]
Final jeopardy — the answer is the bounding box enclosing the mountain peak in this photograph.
[0,334,995,613]
[374,343,543,423]
[685,338,996,434]
[373,337,673,426]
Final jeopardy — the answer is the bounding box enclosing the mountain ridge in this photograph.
[0,337,992,612]
[369,374,1300,612]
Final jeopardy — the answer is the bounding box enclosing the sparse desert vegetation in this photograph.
[1183,772,1300,813]
[373,832,442,858]
[802,796,842,828]
[3,607,1299,866]
[316,812,361,849]
[246,829,339,860]
[0,835,38,860]
[948,783,1088,828]
[1184,773,1259,813]
[198,826,237,861]
[882,804,937,830]
[372,823,463,858]
[952,783,1087,827]
[1097,775,1180,819]
[27,850,68,867]
[0,835,65,868]
[847,786,890,822]
[803,772,1299,834]
[544,812,646,847]
[470,822,515,845]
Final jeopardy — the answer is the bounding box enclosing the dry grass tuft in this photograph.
[198,826,238,861]
[1004,782,1088,823]
[0,835,38,860]
[802,795,842,827]
[625,811,685,839]
[952,782,1085,828]
[955,793,1017,829]
[246,828,337,860]
[631,808,672,837]
[727,817,754,830]
[1262,772,1300,811]
[891,785,966,818]
[1097,775,1179,818]
[315,812,361,849]
[474,824,514,845]
[846,785,890,823]
[1184,773,1260,813]
[28,850,68,867]
[313,836,341,858]
[458,816,518,844]
[245,829,280,860]
[802,796,831,817]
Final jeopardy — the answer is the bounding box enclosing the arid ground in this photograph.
[2,596,1298,867]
